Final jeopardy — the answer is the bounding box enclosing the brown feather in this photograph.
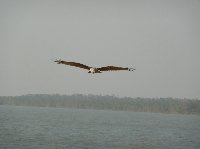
[98,66,128,71]
[55,60,90,70]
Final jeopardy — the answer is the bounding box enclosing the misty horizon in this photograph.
[1,94,200,115]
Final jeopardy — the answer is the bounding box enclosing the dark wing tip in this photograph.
[54,59,62,64]
[128,68,135,71]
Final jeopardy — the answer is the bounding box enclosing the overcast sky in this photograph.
[0,0,200,98]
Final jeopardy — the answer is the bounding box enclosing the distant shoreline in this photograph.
[0,94,200,115]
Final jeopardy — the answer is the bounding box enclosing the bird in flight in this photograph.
[54,60,135,74]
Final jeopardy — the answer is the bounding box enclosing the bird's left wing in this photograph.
[54,60,90,70]
[98,66,135,71]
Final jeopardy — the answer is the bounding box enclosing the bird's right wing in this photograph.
[54,60,90,70]
[98,66,135,71]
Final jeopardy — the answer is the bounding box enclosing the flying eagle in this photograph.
[54,60,135,74]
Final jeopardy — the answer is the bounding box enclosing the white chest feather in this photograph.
[90,67,96,73]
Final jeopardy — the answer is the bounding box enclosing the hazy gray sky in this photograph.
[0,0,200,98]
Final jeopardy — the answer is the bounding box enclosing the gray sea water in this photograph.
[0,105,200,149]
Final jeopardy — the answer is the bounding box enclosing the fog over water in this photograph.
[0,0,200,98]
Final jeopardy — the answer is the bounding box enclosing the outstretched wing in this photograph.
[98,66,135,71]
[54,60,90,70]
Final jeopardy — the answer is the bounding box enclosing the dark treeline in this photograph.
[0,94,200,115]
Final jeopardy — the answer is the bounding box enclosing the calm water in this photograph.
[0,105,200,149]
